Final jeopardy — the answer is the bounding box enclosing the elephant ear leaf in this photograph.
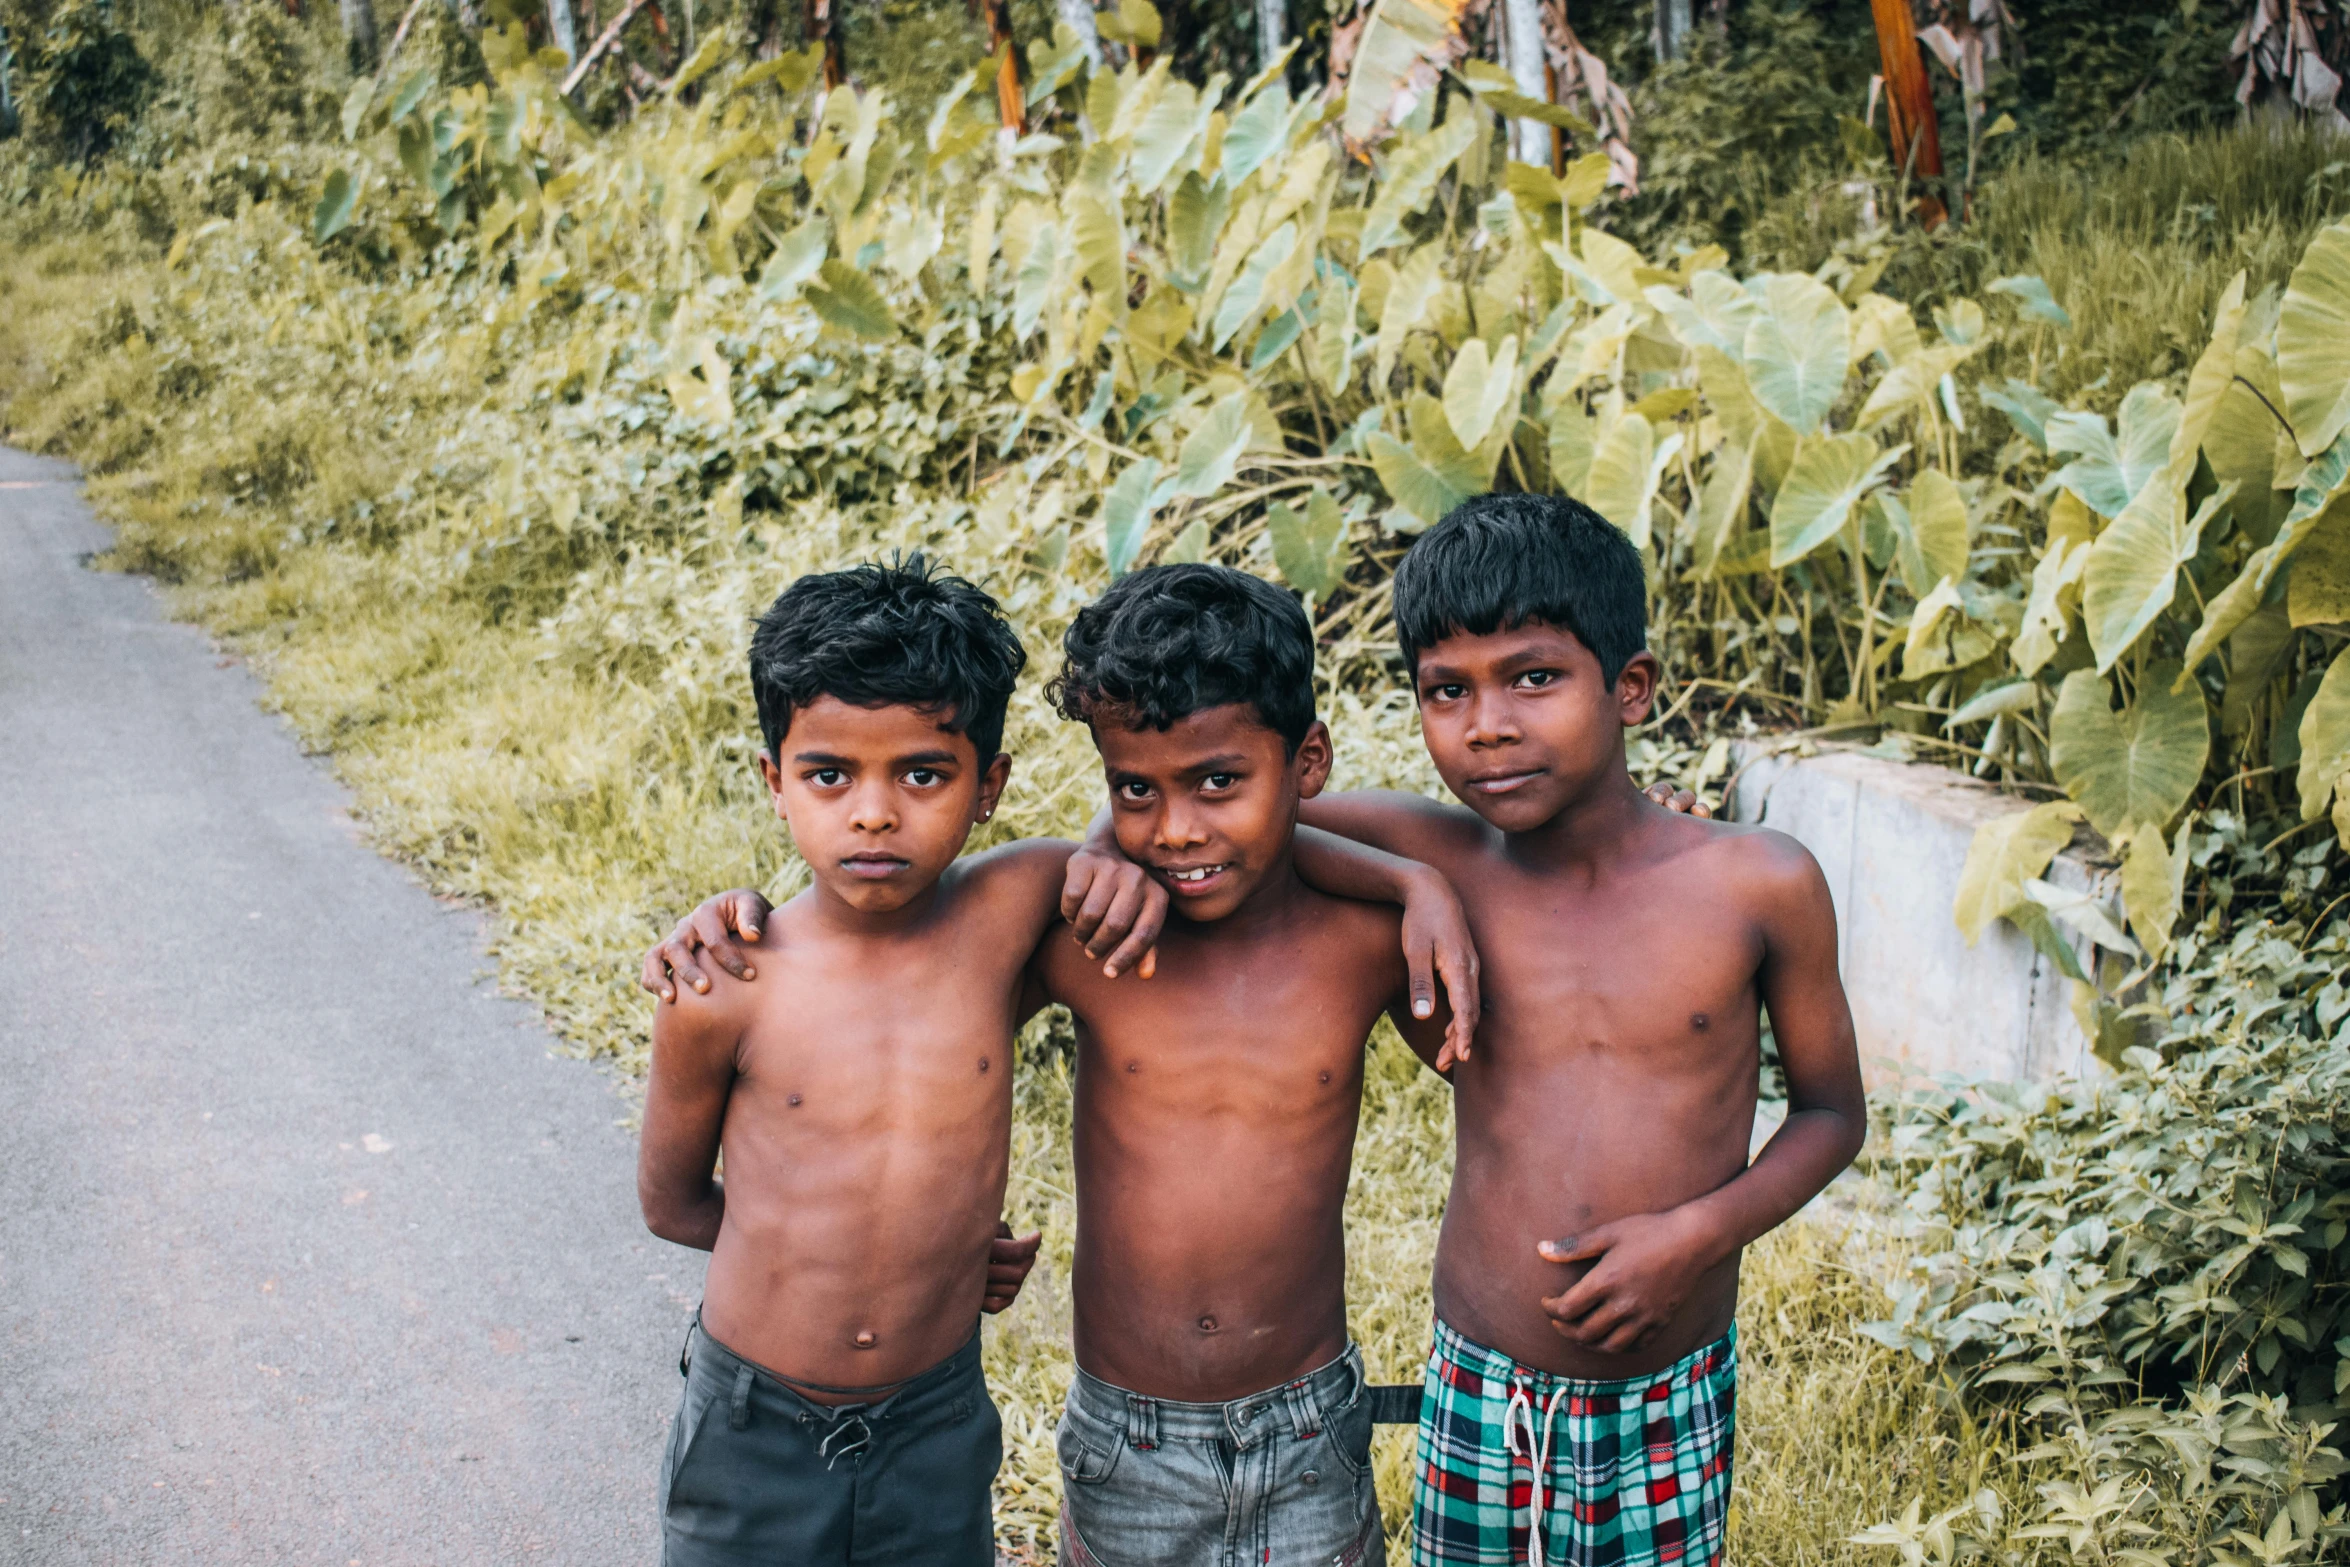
[805,259,897,339]
[1102,459,1162,577]
[1742,273,1850,437]
[2279,217,2350,458]
[313,168,360,243]
[1953,800,2083,946]
[2049,665,2210,841]
[1270,491,1351,601]
[2297,647,2350,834]
[1769,434,1904,568]
[2082,480,2237,672]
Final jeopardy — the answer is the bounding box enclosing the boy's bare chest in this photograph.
[1457,864,1764,1062]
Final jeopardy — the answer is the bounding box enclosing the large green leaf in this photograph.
[2298,646,2350,826]
[2290,512,2350,626]
[1166,173,1230,293]
[1340,0,1464,144]
[1220,83,1301,190]
[2279,218,2350,458]
[1583,412,1655,547]
[2181,428,2350,673]
[1167,393,1253,501]
[1270,491,1350,600]
[1359,114,1480,258]
[1102,458,1161,577]
[1899,467,1970,595]
[2119,818,2191,963]
[1212,221,1297,350]
[313,168,360,244]
[1129,79,1203,195]
[1369,433,1472,530]
[1069,192,1126,300]
[805,258,897,339]
[1741,273,1850,437]
[1953,800,2084,945]
[1769,433,1904,568]
[1441,333,1517,450]
[1688,439,1756,578]
[2049,665,2211,839]
[2081,480,2235,671]
[2047,384,2179,519]
[1374,244,1445,386]
[2011,537,2089,678]
[2170,272,2248,492]
[757,214,830,300]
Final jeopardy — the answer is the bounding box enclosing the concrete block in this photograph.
[1728,744,2117,1087]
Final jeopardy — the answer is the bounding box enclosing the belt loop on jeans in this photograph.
[729,1363,754,1431]
[1123,1393,1159,1453]
[1284,1377,1321,1441]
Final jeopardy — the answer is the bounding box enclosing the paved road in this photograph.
[0,447,705,1565]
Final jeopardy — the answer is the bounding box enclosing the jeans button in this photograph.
[1303,1469,1320,1485]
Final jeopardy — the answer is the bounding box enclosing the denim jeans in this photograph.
[660,1317,1000,1566]
[1056,1343,1386,1567]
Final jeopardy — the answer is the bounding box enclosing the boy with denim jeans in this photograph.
[1295,495,1868,1566]
[644,562,1479,1564]
[656,564,1482,1564]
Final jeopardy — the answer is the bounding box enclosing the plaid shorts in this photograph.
[1410,1318,1735,1567]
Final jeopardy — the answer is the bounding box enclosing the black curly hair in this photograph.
[1048,564,1316,751]
[1391,492,1649,682]
[749,554,1027,762]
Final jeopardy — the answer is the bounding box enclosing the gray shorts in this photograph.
[660,1317,1000,1567]
[1056,1343,1387,1567]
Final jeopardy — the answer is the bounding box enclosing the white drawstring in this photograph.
[1503,1379,1570,1565]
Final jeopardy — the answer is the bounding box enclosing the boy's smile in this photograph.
[756,694,1008,919]
[1414,621,1658,833]
[1092,703,1333,923]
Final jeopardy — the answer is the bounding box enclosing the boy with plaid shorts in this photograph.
[1297,495,1868,1565]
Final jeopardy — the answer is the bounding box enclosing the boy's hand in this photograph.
[1643,782,1715,818]
[640,889,775,1002]
[1059,841,1167,979]
[1401,871,1481,1070]
[1535,1206,1728,1355]
[983,1221,1042,1313]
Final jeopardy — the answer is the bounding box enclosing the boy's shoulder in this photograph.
[1634,809,1827,911]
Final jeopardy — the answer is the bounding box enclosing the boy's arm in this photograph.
[1063,810,1482,1063]
[639,838,1168,998]
[1536,835,1865,1354]
[637,985,742,1251]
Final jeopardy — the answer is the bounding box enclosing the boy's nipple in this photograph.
[1690,1013,1709,1031]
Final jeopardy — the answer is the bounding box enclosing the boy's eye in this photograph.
[1516,669,1559,689]
[1117,780,1152,801]
[904,768,942,787]
[1202,773,1238,791]
[810,768,846,787]
[1425,682,1466,702]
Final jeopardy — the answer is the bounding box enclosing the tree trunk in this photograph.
[1500,0,1550,167]
[340,0,381,72]
[1652,0,1691,61]
[984,0,1025,133]
[803,0,843,87]
[1056,0,1102,69]
[1255,0,1284,72]
[547,0,580,68]
[1868,0,1947,228]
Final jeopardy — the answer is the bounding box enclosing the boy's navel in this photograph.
[853,1331,876,1349]
[1197,1315,1220,1334]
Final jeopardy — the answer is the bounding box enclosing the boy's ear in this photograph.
[756,752,788,818]
[1615,651,1662,727]
[974,751,1012,824]
[1292,720,1335,800]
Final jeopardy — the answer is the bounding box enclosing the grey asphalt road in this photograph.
[0,446,706,1565]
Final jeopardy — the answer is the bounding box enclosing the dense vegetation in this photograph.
[2,1,2347,1560]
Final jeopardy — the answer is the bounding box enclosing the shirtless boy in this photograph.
[652,564,1479,1566]
[1292,494,1867,1566]
[638,556,1172,1565]
[643,560,1477,1565]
